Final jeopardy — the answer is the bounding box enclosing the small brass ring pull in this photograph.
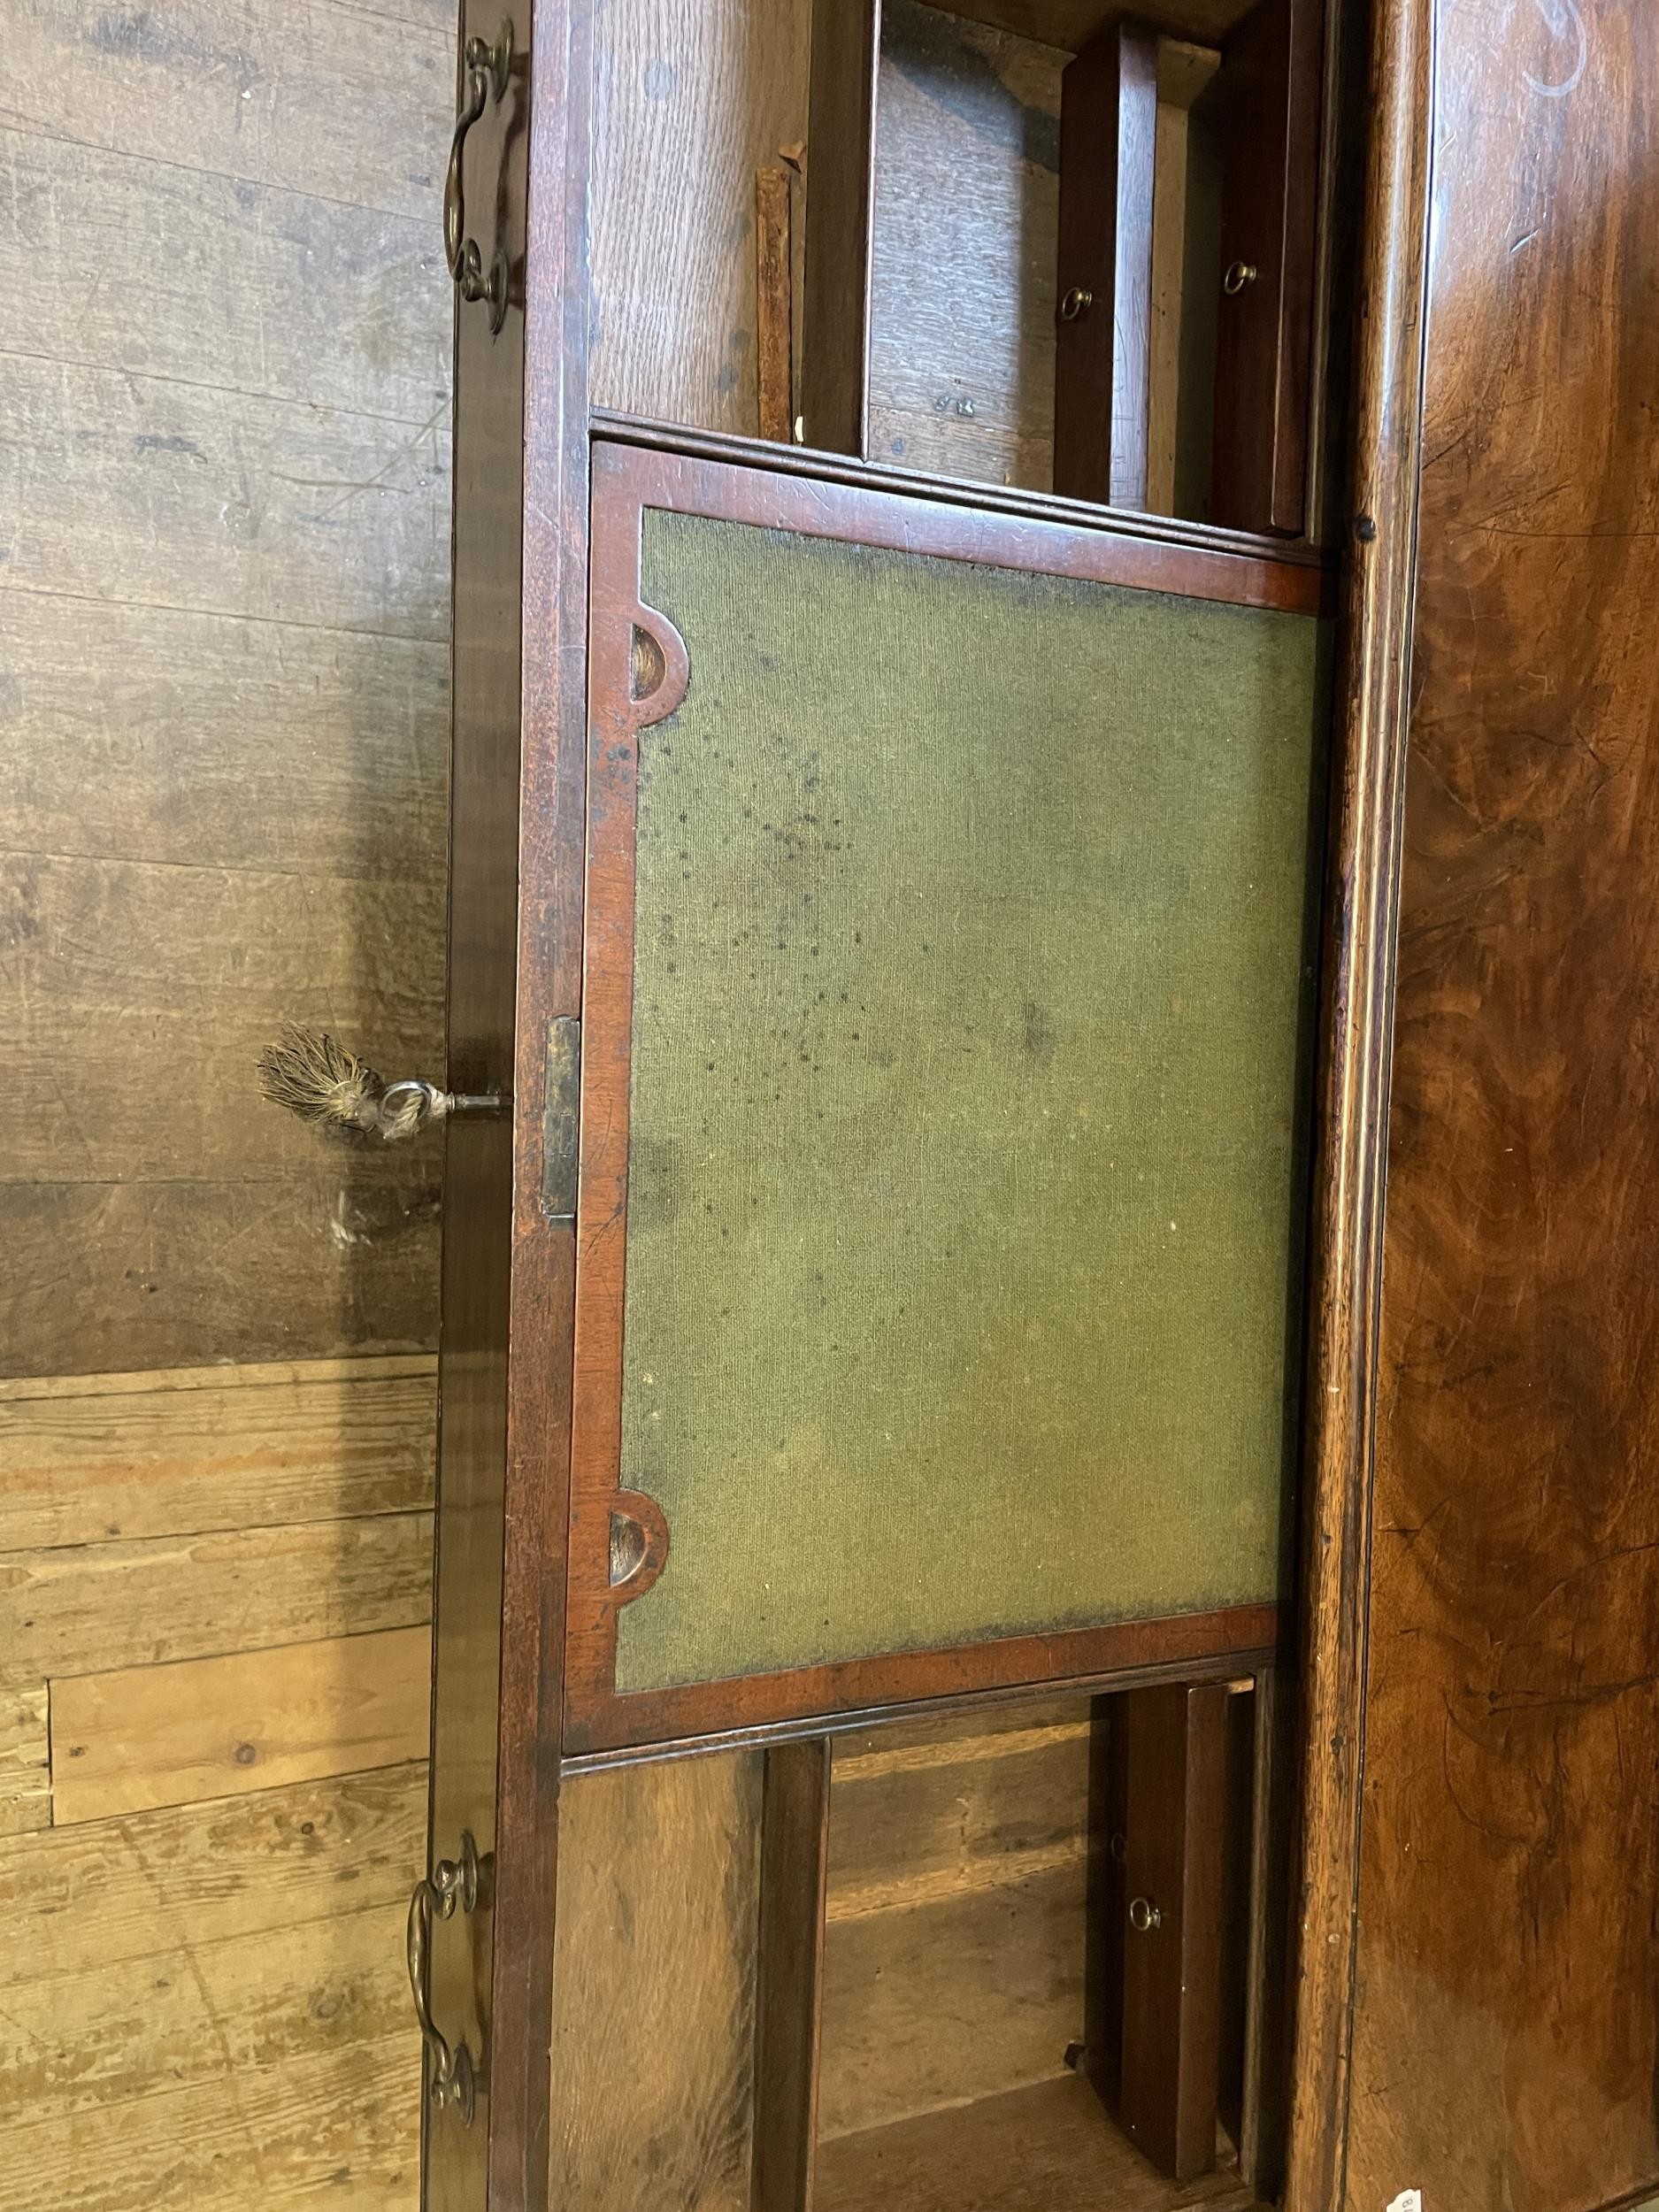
[406,1833,482,2126]
[1128,1894,1164,1932]
[444,19,513,335]
[1059,285,1094,322]
[1223,259,1259,296]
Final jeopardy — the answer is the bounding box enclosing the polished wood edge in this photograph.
[567,1605,1288,1760]
[590,406,1336,586]
[562,1632,1285,1773]
[483,0,593,2204]
[1281,3,1436,2208]
[589,434,1327,614]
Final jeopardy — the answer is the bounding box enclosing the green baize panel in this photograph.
[613,511,1326,1694]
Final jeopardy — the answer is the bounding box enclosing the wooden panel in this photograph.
[756,165,795,442]
[548,1754,764,2212]
[819,1856,1087,2139]
[590,0,812,435]
[752,1740,833,2212]
[1,1514,431,1686]
[1346,6,1659,2211]
[0,125,449,422]
[50,1625,431,1823]
[2,1891,411,2127]
[1054,18,1159,507]
[1116,1685,1228,2181]
[819,1709,1094,2139]
[0,594,447,879]
[0,1682,50,1835]
[0,1356,436,1551]
[815,2073,1254,2212]
[1206,0,1325,535]
[0,357,449,638]
[867,0,1064,490]
[0,1763,425,1981]
[0,1178,439,1379]
[6,0,449,219]
[0,2036,419,2212]
[801,0,879,454]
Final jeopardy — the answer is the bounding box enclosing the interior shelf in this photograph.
[814,2075,1259,2212]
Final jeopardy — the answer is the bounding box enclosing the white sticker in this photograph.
[1386,2193,1423,2212]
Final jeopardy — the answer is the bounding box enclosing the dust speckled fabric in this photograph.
[612,510,1329,1694]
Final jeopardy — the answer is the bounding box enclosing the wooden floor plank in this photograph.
[2,1515,432,1689]
[0,1178,441,1377]
[0,355,449,640]
[0,595,447,879]
[0,1681,50,1834]
[0,1761,425,1982]
[2,1893,414,2128]
[6,0,450,220]
[50,1627,430,1824]
[0,853,444,1187]
[0,125,449,422]
[0,1356,436,1550]
[0,2034,420,2212]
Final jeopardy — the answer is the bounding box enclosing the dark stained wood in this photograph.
[1083,1694,1129,2107]
[751,1740,833,2212]
[756,165,795,442]
[1113,1686,1229,2181]
[1206,0,1325,535]
[1236,1666,1289,2202]
[421,0,533,2203]
[424,0,592,2208]
[1054,19,1159,505]
[1277,2,1433,2206]
[1346,5,1659,2209]
[591,404,1333,584]
[801,0,881,454]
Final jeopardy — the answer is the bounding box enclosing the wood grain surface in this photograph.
[1346,6,1659,2209]
[589,0,811,435]
[2,0,453,1378]
[869,0,1064,490]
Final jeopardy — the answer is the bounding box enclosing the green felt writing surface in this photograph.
[611,511,1328,1694]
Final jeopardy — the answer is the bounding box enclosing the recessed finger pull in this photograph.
[257,1025,503,1143]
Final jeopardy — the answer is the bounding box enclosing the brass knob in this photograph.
[1128,1895,1163,1932]
[1223,259,1259,296]
[257,1026,503,1143]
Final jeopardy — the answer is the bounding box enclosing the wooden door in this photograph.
[1340,6,1659,2209]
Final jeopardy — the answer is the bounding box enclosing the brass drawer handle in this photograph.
[406,1832,483,2126]
[1128,1894,1164,1932]
[257,1026,503,1143]
[444,18,512,334]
